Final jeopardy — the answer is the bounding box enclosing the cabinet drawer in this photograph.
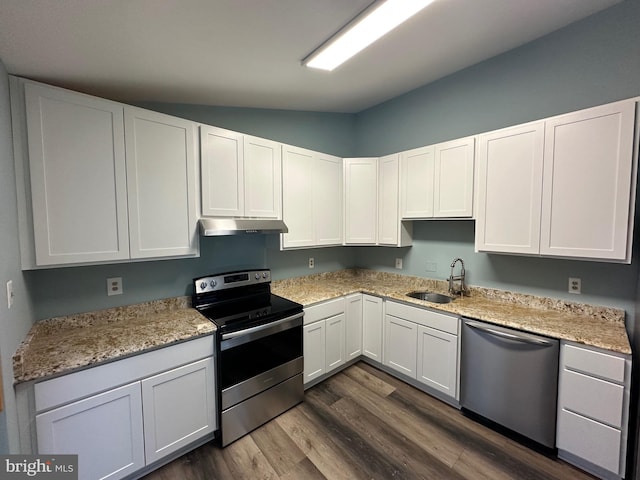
[563,344,625,383]
[557,409,621,474]
[386,301,458,335]
[560,369,624,428]
[304,297,345,325]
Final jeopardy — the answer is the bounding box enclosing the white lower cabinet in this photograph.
[362,294,384,362]
[417,325,458,398]
[36,382,145,480]
[141,357,216,464]
[557,342,630,478]
[34,337,215,480]
[384,315,417,378]
[345,293,363,360]
[325,314,346,371]
[303,297,347,386]
[303,321,326,383]
[384,300,460,401]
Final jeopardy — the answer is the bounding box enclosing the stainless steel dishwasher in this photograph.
[460,318,559,448]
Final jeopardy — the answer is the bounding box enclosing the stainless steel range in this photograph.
[192,269,304,447]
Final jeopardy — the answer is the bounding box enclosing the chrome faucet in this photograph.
[448,258,467,297]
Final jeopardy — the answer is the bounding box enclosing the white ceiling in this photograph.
[0,0,622,113]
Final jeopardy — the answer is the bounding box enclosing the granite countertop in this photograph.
[272,269,631,355]
[13,297,215,384]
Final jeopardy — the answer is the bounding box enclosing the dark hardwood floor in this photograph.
[144,362,595,479]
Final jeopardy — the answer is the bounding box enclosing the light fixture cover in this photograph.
[303,0,436,71]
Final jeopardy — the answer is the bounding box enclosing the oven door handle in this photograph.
[220,312,303,349]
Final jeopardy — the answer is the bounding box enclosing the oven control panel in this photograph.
[194,269,271,294]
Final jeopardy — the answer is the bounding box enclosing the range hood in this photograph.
[199,218,288,236]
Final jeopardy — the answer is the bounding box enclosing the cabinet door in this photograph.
[362,295,383,362]
[244,135,282,218]
[345,294,363,360]
[125,108,198,259]
[314,153,344,246]
[434,137,475,218]
[417,325,458,398]
[325,313,346,373]
[400,146,435,218]
[303,321,326,384]
[200,126,244,217]
[378,154,400,245]
[36,382,144,480]
[282,145,315,248]
[141,357,216,464]
[540,101,635,261]
[475,122,544,254]
[25,82,130,265]
[344,158,378,244]
[384,315,418,379]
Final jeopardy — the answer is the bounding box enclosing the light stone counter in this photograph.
[13,296,215,384]
[272,269,631,355]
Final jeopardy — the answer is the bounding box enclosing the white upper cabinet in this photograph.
[344,157,378,245]
[434,137,475,217]
[475,122,545,255]
[476,100,637,262]
[282,145,343,249]
[200,126,282,219]
[23,81,130,266]
[379,153,412,247]
[282,145,315,248]
[14,79,201,268]
[401,145,435,218]
[124,107,199,259]
[400,137,475,219]
[200,126,244,217]
[244,135,282,218]
[540,101,636,261]
[315,153,344,246]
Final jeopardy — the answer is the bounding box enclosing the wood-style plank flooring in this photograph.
[144,362,595,479]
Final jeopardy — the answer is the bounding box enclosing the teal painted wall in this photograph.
[354,222,637,315]
[354,0,640,156]
[0,60,35,453]
[27,237,355,320]
[134,103,357,158]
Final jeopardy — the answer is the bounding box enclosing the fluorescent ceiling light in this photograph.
[303,0,436,71]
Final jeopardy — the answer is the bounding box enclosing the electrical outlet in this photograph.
[6,280,14,309]
[395,258,403,269]
[308,257,315,269]
[568,277,581,294]
[425,262,437,272]
[107,277,123,296]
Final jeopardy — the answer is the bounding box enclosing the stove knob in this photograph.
[255,273,260,280]
[200,281,207,290]
[262,272,268,279]
[210,280,217,288]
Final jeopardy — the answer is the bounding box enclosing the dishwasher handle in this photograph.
[464,320,554,347]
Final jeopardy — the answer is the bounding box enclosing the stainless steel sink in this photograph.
[406,291,453,304]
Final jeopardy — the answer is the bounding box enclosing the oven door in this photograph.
[219,311,303,412]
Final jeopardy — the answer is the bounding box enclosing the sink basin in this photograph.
[406,291,453,304]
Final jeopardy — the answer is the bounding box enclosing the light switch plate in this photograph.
[395,258,403,269]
